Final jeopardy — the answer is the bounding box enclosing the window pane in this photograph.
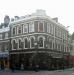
[5,44,8,51]
[24,25,28,33]
[13,27,16,35]
[13,40,16,49]
[18,26,22,34]
[5,33,8,39]
[29,22,34,32]
[25,39,28,48]
[0,34,2,39]
[31,38,34,47]
[39,37,43,47]
[47,23,50,33]
[38,22,43,32]
[19,40,22,48]
[49,41,52,49]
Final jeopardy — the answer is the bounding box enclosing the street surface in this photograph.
[0,68,74,75]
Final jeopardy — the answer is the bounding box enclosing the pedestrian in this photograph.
[35,65,39,72]
[11,64,15,72]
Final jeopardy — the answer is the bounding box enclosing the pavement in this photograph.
[0,68,74,75]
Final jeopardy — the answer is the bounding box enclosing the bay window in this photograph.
[18,26,22,34]
[23,24,28,33]
[38,22,44,32]
[29,22,34,32]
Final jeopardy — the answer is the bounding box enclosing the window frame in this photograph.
[24,38,28,49]
[12,27,16,35]
[23,24,28,33]
[30,36,35,48]
[38,36,45,48]
[29,22,34,32]
[12,40,16,50]
[38,21,44,32]
[17,25,22,34]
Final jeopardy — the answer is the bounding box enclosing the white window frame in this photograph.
[11,39,17,50]
[17,25,22,35]
[29,36,35,49]
[47,23,50,33]
[24,37,28,49]
[23,24,28,33]
[38,21,44,32]
[29,22,34,32]
[38,36,45,48]
[12,27,16,36]
[49,39,53,50]
[17,38,23,50]
[5,32,8,39]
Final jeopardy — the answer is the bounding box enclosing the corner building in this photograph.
[9,10,71,70]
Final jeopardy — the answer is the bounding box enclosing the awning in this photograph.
[0,52,9,58]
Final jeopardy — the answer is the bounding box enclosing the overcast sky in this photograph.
[0,0,74,34]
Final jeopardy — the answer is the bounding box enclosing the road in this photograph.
[0,68,74,75]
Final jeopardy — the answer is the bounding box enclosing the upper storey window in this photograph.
[47,23,50,33]
[23,24,28,33]
[29,22,34,32]
[13,27,16,35]
[18,26,22,34]
[5,32,8,39]
[47,23,54,34]
[12,40,16,49]
[0,34,2,39]
[38,22,44,32]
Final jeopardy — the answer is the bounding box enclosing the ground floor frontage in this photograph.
[0,52,9,70]
[9,49,70,71]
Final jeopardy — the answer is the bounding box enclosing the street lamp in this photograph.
[34,41,39,71]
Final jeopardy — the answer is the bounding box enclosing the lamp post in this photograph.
[34,41,39,71]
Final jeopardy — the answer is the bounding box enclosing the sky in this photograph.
[0,0,74,34]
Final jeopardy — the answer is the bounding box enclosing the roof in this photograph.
[9,10,68,31]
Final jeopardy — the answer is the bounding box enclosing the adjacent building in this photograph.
[9,10,71,70]
[0,15,10,70]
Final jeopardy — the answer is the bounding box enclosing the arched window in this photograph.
[12,40,16,49]
[13,27,16,35]
[49,40,52,49]
[24,38,28,48]
[39,37,43,47]
[18,39,22,49]
[38,22,44,32]
[30,37,35,48]
[18,26,22,34]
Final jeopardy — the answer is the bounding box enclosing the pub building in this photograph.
[9,10,71,70]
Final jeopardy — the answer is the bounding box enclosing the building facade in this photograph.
[8,10,71,70]
[0,15,10,70]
